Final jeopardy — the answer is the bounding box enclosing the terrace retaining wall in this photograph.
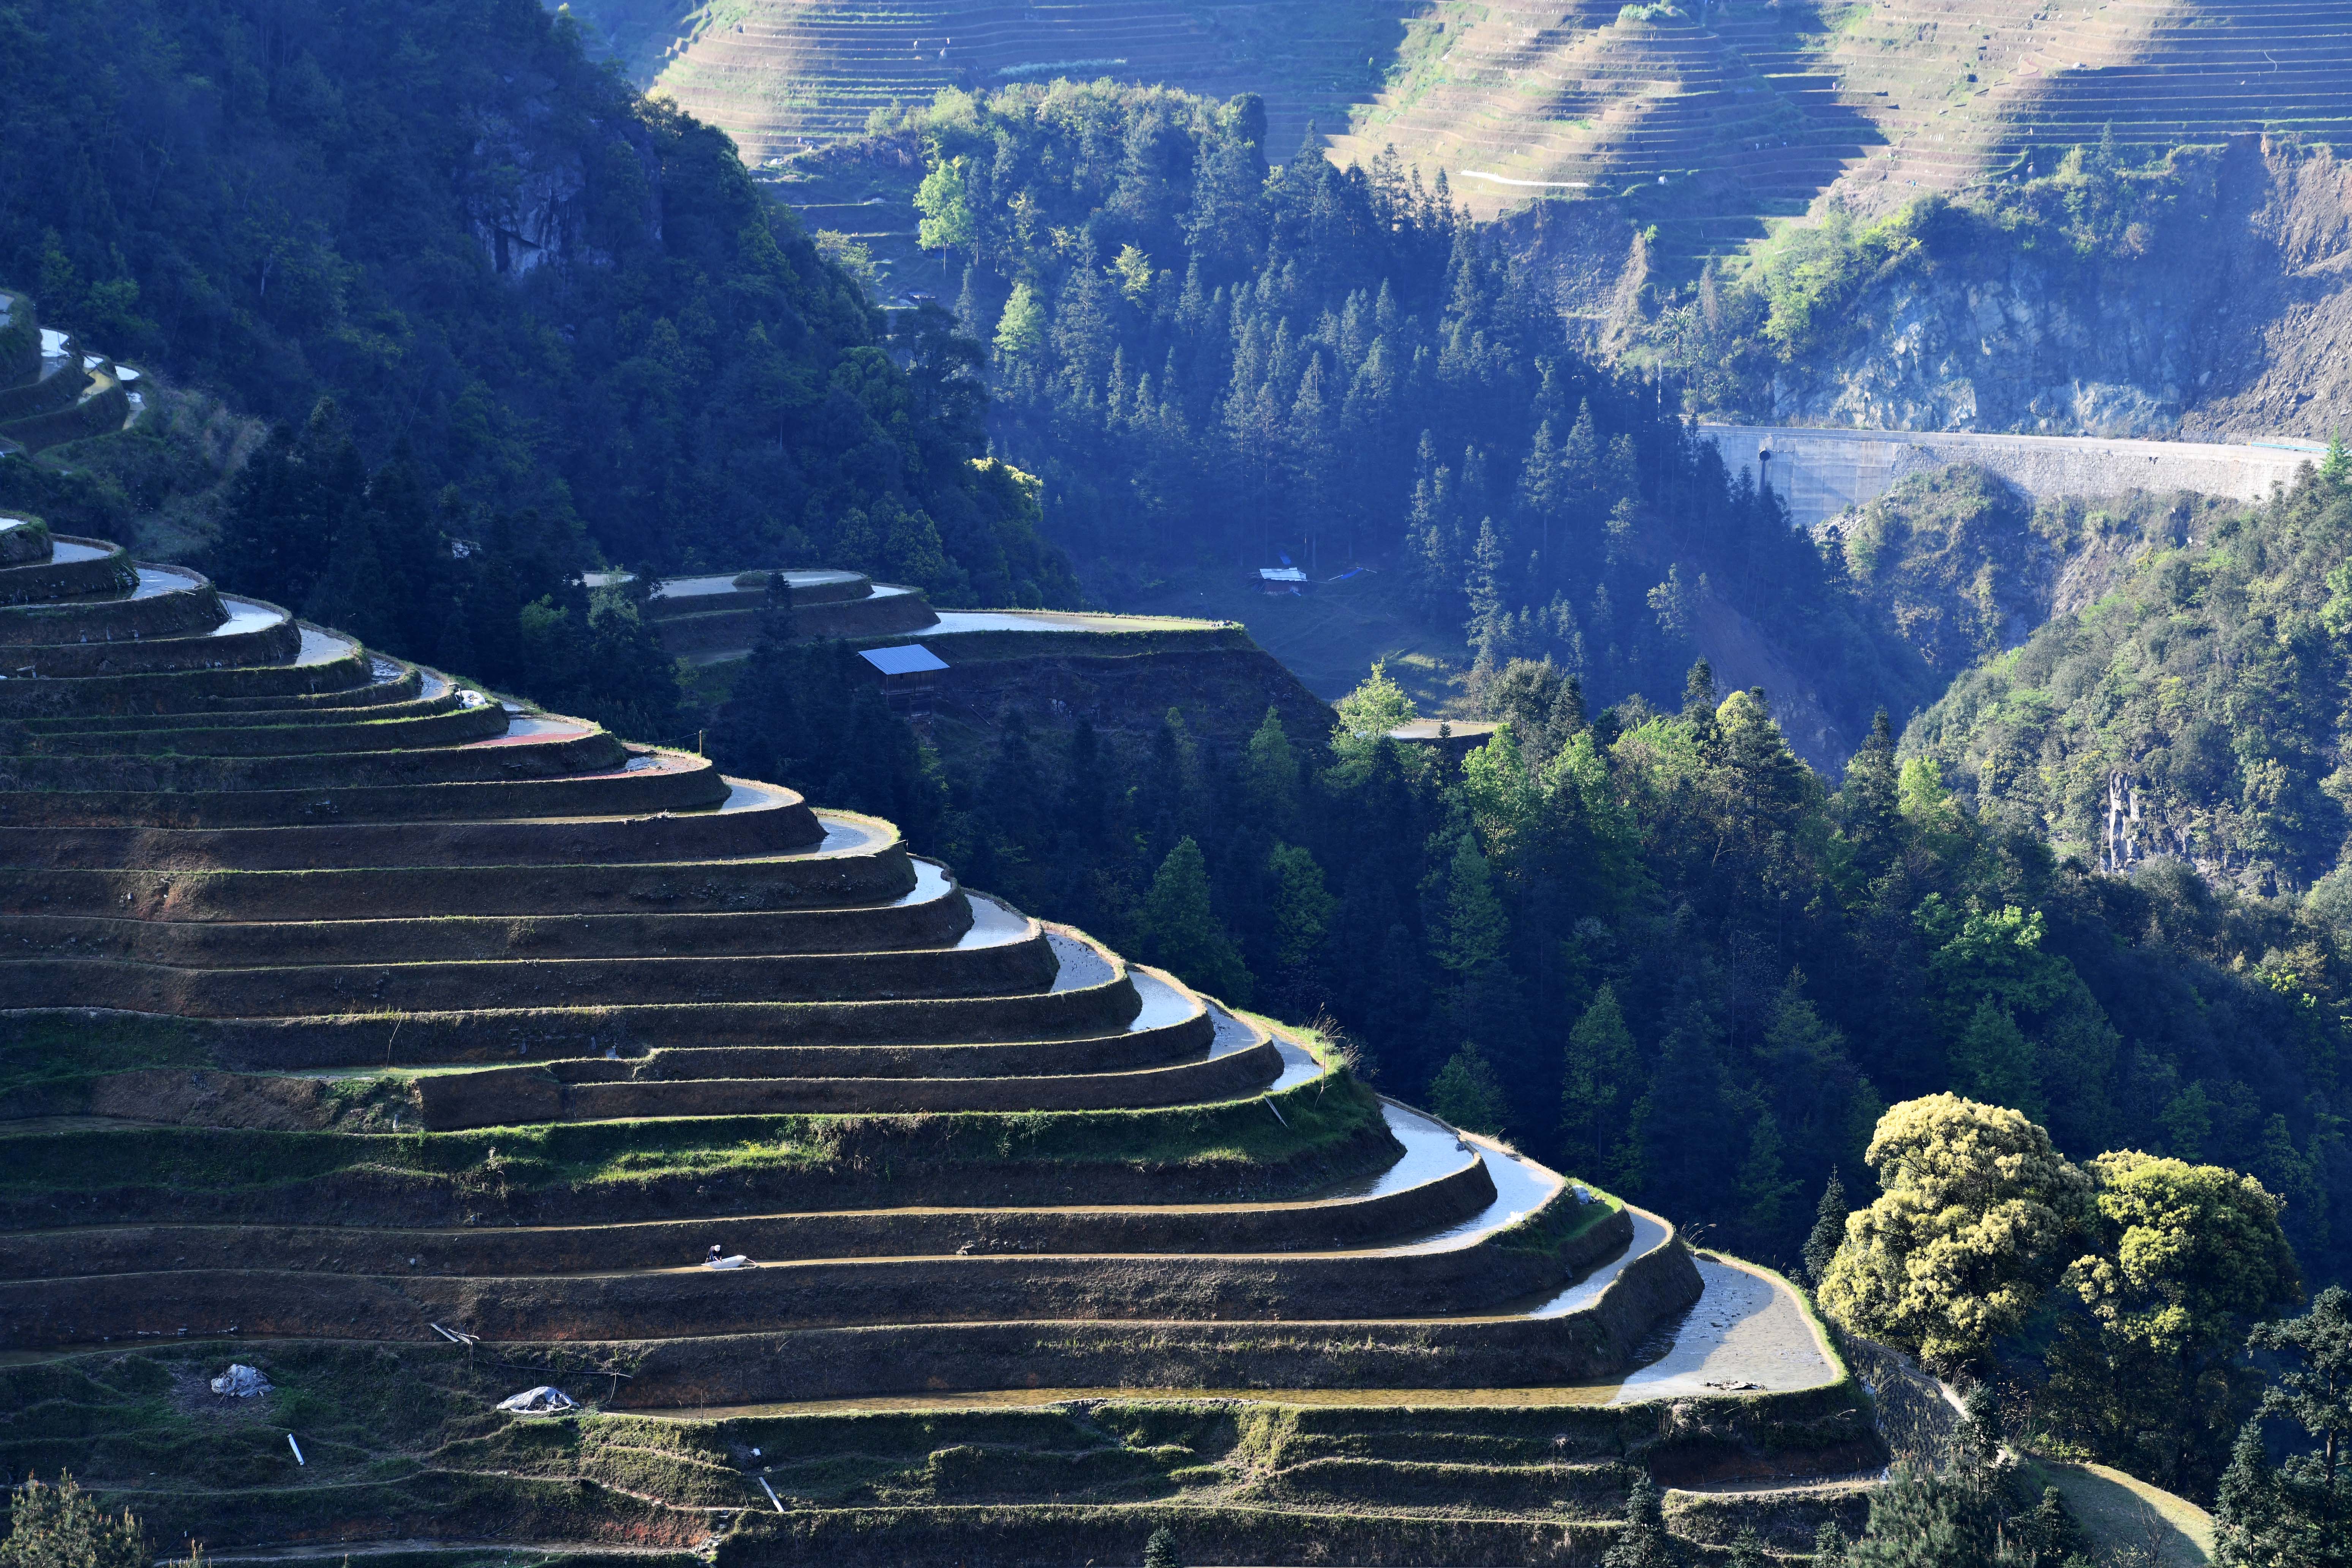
[1700,423,2319,529]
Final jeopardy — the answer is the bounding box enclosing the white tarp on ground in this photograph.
[210,1364,272,1397]
[498,1385,577,1414]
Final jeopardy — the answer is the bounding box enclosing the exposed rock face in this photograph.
[466,136,590,275]
[1766,138,2352,441]
[1771,262,2194,435]
[1492,193,1644,327]
[460,103,660,276]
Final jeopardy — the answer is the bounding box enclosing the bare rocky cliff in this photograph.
[1755,137,2352,442]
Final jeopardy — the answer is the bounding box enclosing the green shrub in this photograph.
[1,1474,147,1568]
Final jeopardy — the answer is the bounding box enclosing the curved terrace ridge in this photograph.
[0,527,1862,1560]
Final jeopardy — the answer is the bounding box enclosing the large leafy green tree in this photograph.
[2047,1152,2301,1496]
[1819,1094,2095,1370]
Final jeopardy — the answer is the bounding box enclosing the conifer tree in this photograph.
[1735,1110,1801,1250]
[1562,985,1638,1178]
[2216,1286,2352,1566]
[1142,1525,1182,1568]
[1466,517,1508,666]
[1516,419,1565,564]
[1846,1465,1995,1568]
[209,398,362,610]
[1058,719,1109,859]
[1268,843,1336,969]
[1438,831,1508,976]
[2214,1421,2300,1568]
[994,283,1045,359]
[1840,709,1902,874]
[2005,1486,2088,1567]
[1138,837,1252,1005]
[1601,1474,1681,1568]
[953,265,982,334]
[1,1473,147,1568]
[1682,658,1717,715]
[1951,999,2040,1118]
[1803,1169,1849,1286]
[1243,706,1299,828]
[1430,1041,1506,1134]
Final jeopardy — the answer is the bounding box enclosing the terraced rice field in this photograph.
[0,290,141,455]
[572,0,2352,276]
[0,519,1878,1557]
[619,0,1417,159]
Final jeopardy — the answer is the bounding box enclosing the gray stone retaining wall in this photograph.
[1699,423,2321,529]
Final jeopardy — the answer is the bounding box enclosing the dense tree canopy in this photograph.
[713,639,2352,1324]
[1819,1094,2096,1370]
[1910,463,2352,894]
[852,82,1925,729]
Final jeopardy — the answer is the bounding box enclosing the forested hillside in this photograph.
[1910,454,2352,897]
[726,631,2352,1325]
[846,83,1933,742]
[0,0,1072,732]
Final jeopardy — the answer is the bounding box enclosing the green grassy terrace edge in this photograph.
[0,1061,1380,1195]
[1494,1175,1626,1255]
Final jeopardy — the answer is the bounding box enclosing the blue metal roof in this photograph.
[858,643,948,675]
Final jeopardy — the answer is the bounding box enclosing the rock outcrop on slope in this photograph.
[0,526,1872,1559]
[1731,138,2352,440]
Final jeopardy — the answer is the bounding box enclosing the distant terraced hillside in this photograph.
[565,0,2352,269]
[568,0,1416,159]
[1334,0,2352,247]
[1823,0,2352,215]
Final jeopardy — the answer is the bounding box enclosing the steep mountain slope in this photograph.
[569,0,1415,157]
[1906,460,2352,893]
[1832,0,2352,216]
[1830,462,2210,679]
[1337,0,2352,237]
[0,0,1072,601]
